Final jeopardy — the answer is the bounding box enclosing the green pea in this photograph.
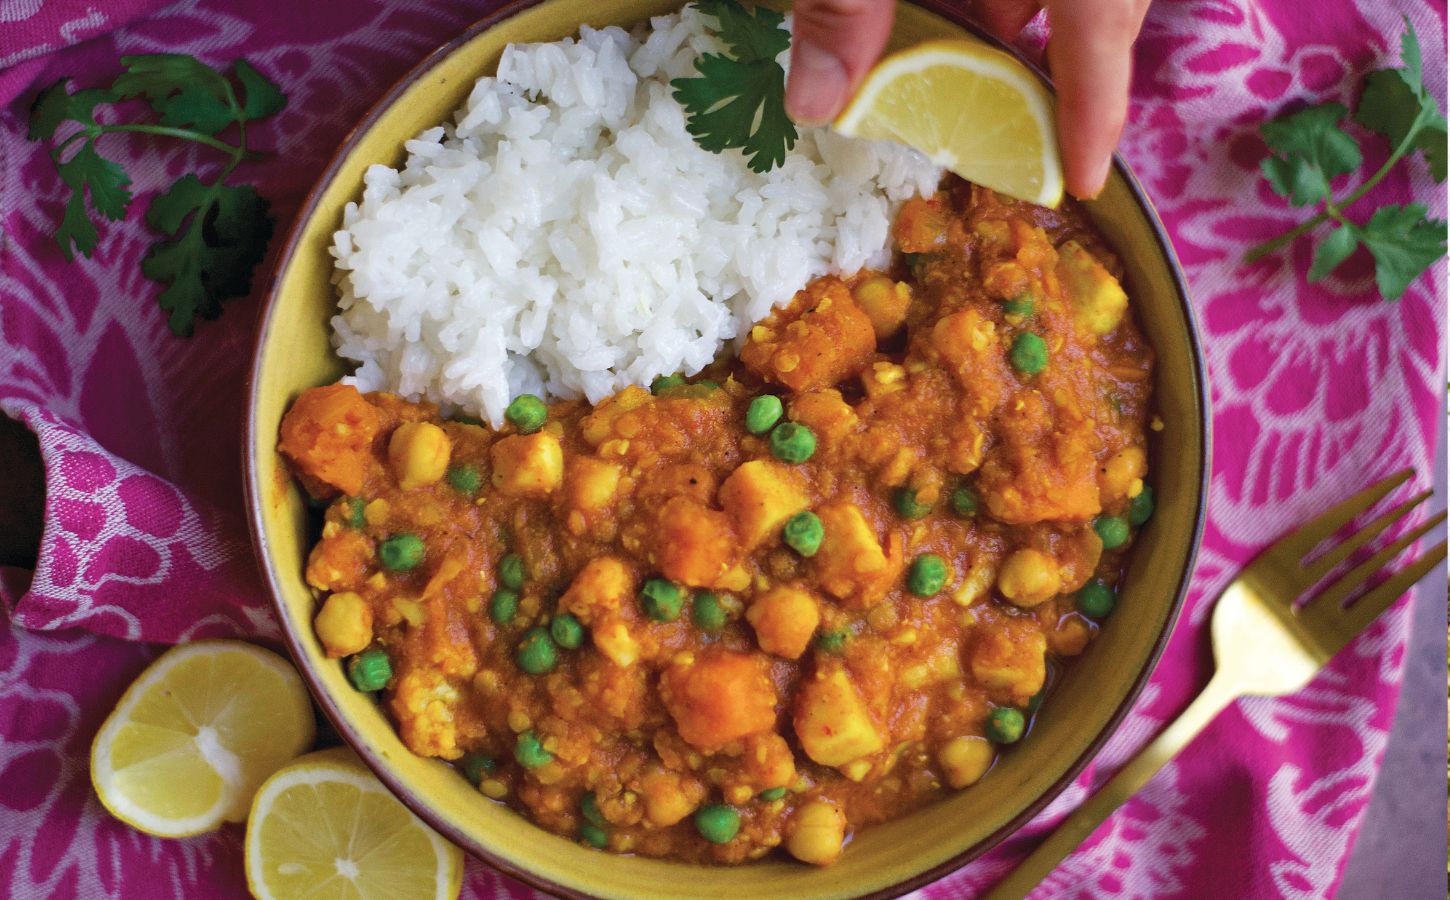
[551,613,586,649]
[893,486,932,519]
[516,627,558,675]
[1009,332,1049,375]
[504,394,548,434]
[580,823,608,849]
[745,395,784,434]
[757,786,787,802]
[446,465,481,495]
[640,578,685,622]
[694,804,741,844]
[1076,579,1116,619]
[450,414,485,427]
[581,791,607,827]
[692,591,728,632]
[459,753,496,786]
[769,422,816,464]
[346,497,367,529]
[1094,515,1131,550]
[347,648,392,692]
[651,374,685,394]
[514,730,553,769]
[907,553,949,596]
[499,553,527,590]
[489,589,519,625]
[950,486,978,517]
[782,511,824,557]
[986,707,1026,744]
[1128,486,1155,526]
[694,379,721,391]
[305,493,329,511]
[379,534,424,571]
[903,252,935,279]
[815,628,849,655]
[1002,295,1035,317]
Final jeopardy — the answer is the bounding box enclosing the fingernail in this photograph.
[1072,155,1113,200]
[786,41,848,126]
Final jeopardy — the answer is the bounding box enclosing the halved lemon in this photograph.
[90,640,315,838]
[244,747,464,900]
[835,39,1064,208]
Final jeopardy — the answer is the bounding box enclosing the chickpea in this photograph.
[640,770,702,827]
[746,585,820,659]
[314,591,373,657]
[851,275,911,339]
[388,422,451,489]
[1100,446,1147,504]
[938,736,995,789]
[997,548,1062,607]
[787,800,846,866]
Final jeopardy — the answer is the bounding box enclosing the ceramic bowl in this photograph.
[244,1,1209,895]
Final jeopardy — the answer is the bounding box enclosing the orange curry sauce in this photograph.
[278,180,1155,865]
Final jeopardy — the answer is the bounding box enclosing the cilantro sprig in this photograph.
[1246,19,1446,301]
[671,0,798,173]
[28,54,286,336]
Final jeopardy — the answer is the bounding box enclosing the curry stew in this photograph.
[279,180,1155,865]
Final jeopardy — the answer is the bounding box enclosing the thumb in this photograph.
[786,0,896,125]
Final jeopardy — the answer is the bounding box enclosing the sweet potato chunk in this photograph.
[741,277,875,392]
[977,393,1100,524]
[278,384,380,496]
[661,649,777,750]
[970,619,1047,705]
[653,496,738,587]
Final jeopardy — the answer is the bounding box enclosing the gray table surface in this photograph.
[1337,402,1447,899]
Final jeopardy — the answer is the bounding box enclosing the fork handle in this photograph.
[982,673,1244,900]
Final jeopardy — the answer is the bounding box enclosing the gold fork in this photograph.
[985,468,1448,900]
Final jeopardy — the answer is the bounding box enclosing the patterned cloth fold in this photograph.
[1,0,1444,897]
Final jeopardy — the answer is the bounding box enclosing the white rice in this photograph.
[330,5,940,426]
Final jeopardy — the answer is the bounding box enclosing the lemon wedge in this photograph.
[90,640,315,838]
[244,747,464,900]
[834,39,1064,207]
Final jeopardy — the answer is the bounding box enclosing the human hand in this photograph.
[785,0,1152,199]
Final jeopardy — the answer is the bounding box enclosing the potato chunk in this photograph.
[741,277,876,392]
[660,649,777,750]
[719,460,809,551]
[746,584,820,659]
[565,456,622,511]
[812,501,888,607]
[793,666,883,767]
[1057,241,1128,336]
[653,496,738,587]
[490,432,563,497]
[559,557,635,624]
[970,619,1047,705]
[278,384,380,496]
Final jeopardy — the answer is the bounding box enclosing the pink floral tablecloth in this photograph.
[1,1,1444,897]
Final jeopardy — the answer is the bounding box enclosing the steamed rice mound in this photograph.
[331,6,940,426]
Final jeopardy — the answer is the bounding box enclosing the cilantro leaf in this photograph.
[672,0,797,173]
[1357,204,1447,300]
[28,80,116,140]
[57,191,98,261]
[1307,225,1359,282]
[142,182,273,336]
[1260,103,1361,206]
[1396,15,1422,92]
[59,141,131,221]
[1355,65,1447,182]
[233,59,287,121]
[696,0,789,61]
[115,54,237,135]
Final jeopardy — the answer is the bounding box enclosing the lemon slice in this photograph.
[834,39,1064,207]
[91,640,315,838]
[245,747,464,900]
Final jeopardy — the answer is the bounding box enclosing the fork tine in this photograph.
[1299,510,1447,633]
[1302,489,1434,583]
[1336,539,1448,638]
[1270,469,1413,563]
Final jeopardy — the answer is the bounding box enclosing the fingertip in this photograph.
[1066,153,1112,200]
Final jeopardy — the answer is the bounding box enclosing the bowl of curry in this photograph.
[244,1,1208,897]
